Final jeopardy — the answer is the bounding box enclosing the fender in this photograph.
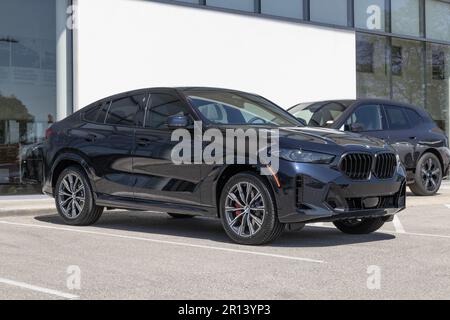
[48,150,99,195]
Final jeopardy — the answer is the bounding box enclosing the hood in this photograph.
[277,127,391,154]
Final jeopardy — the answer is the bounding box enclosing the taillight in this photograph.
[45,128,55,140]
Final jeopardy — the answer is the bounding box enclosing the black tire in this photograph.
[167,213,195,219]
[219,172,284,245]
[55,166,104,226]
[333,218,385,235]
[409,153,442,196]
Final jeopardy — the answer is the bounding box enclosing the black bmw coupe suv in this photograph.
[289,99,450,196]
[35,88,406,245]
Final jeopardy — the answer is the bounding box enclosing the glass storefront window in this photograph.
[391,38,425,109]
[354,0,385,31]
[261,0,303,20]
[391,0,420,37]
[0,0,56,193]
[426,43,450,134]
[175,0,199,3]
[206,0,255,12]
[310,0,348,26]
[426,0,450,42]
[356,34,390,99]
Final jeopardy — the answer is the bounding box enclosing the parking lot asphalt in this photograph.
[1,187,450,300]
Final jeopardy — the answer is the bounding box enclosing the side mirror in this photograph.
[167,115,189,128]
[349,123,365,133]
[296,117,307,126]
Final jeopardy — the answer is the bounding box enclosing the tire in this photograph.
[219,172,284,245]
[55,166,104,226]
[333,218,385,235]
[167,213,195,219]
[409,153,442,196]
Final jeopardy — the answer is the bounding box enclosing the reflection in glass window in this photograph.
[146,94,188,129]
[391,0,420,37]
[426,0,450,42]
[106,96,144,126]
[356,34,390,99]
[175,0,199,3]
[346,105,383,131]
[0,41,10,66]
[0,0,56,192]
[310,0,348,26]
[206,0,254,12]
[354,0,385,31]
[391,38,425,109]
[385,106,410,130]
[426,43,450,133]
[261,0,303,20]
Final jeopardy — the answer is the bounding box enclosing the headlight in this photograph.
[396,154,401,166]
[274,149,335,164]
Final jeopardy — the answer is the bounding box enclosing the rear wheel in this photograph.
[55,166,104,226]
[333,217,385,234]
[409,153,442,196]
[219,172,284,245]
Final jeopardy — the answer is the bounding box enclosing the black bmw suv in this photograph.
[289,99,450,196]
[35,88,406,245]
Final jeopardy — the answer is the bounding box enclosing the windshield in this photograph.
[186,90,300,127]
[291,101,352,128]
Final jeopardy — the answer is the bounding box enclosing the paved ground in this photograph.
[1,187,450,300]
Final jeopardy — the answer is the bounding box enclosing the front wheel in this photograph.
[333,217,385,234]
[219,172,284,245]
[55,166,104,226]
[409,153,442,196]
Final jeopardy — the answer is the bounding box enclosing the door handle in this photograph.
[137,138,152,147]
[85,134,97,142]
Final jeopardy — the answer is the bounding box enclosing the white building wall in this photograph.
[74,0,356,110]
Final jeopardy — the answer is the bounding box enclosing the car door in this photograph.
[133,90,202,208]
[73,94,144,198]
[343,104,390,141]
[382,105,417,169]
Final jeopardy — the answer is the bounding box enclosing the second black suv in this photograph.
[289,99,450,196]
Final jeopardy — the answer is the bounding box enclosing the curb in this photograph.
[0,207,57,217]
[0,197,56,217]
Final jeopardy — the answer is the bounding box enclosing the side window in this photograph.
[384,105,411,130]
[346,104,384,131]
[197,103,229,124]
[105,95,145,126]
[404,108,423,127]
[310,102,346,127]
[97,102,110,124]
[83,104,102,122]
[146,93,189,129]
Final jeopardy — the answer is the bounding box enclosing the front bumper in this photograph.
[273,160,406,224]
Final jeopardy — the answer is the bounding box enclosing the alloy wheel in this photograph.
[224,182,266,238]
[58,172,86,219]
[420,157,441,192]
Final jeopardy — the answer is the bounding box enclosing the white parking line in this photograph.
[0,278,79,300]
[0,220,325,264]
[393,216,406,234]
[444,204,450,210]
